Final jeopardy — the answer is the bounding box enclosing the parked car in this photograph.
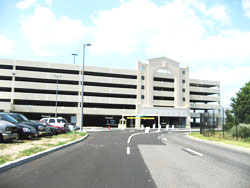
[39,120,65,134]
[0,120,18,143]
[34,120,60,135]
[40,117,70,133]
[7,113,52,136]
[0,113,38,139]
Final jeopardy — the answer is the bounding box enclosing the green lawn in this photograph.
[189,132,250,149]
[18,147,46,157]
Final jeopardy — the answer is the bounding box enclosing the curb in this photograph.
[187,134,250,154]
[0,134,88,173]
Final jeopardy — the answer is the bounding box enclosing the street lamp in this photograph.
[72,53,78,64]
[54,75,62,118]
[80,44,91,131]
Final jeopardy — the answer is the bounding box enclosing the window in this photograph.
[183,97,185,102]
[141,76,145,80]
[182,79,185,84]
[49,119,55,123]
[141,85,144,89]
[141,95,145,99]
[182,70,185,75]
[141,66,145,71]
[182,88,185,92]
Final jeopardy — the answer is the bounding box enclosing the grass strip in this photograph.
[189,132,250,149]
[19,147,46,157]
[0,132,87,166]
[0,155,11,165]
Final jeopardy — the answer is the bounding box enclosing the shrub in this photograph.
[231,124,250,139]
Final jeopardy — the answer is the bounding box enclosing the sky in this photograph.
[0,0,250,109]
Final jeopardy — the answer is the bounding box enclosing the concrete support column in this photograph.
[135,118,141,129]
[76,111,81,126]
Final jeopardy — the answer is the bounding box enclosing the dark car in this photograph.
[0,120,18,142]
[0,113,37,140]
[7,113,51,137]
[33,120,60,135]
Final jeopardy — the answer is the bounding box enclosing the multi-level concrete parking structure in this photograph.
[0,57,221,128]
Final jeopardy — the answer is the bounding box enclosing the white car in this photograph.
[40,117,68,128]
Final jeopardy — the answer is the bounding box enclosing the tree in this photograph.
[225,109,234,130]
[231,81,250,124]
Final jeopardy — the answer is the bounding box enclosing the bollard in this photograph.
[171,125,175,131]
[166,124,169,131]
[141,124,144,130]
[158,124,161,132]
[145,127,150,133]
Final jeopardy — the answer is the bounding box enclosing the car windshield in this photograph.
[17,114,29,121]
[0,114,19,123]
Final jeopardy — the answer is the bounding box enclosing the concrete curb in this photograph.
[187,134,250,154]
[0,134,88,173]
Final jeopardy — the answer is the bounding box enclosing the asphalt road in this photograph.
[138,131,250,188]
[0,130,250,188]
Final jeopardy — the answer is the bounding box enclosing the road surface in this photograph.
[0,130,249,188]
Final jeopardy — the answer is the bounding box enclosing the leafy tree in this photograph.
[231,81,250,124]
[224,109,234,130]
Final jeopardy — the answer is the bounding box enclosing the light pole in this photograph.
[54,75,61,118]
[80,44,91,131]
[72,53,78,64]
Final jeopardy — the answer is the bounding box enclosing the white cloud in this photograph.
[91,0,249,69]
[21,7,89,56]
[45,0,52,6]
[91,0,233,57]
[89,0,250,107]
[206,5,231,26]
[0,35,14,55]
[242,0,250,18]
[16,0,37,9]
[187,0,231,25]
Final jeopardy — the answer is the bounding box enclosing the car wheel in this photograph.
[0,134,4,143]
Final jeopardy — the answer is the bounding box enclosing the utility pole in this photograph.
[80,44,91,131]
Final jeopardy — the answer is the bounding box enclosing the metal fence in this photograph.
[200,112,219,137]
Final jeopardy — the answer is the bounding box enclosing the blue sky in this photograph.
[0,0,250,108]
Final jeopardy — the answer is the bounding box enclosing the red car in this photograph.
[38,120,64,134]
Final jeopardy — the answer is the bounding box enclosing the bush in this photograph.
[231,124,250,139]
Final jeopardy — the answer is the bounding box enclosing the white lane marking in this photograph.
[162,138,168,141]
[183,147,203,157]
[127,130,162,144]
[127,132,144,144]
[127,130,163,155]
[127,147,130,155]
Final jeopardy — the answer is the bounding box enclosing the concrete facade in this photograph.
[0,57,221,128]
